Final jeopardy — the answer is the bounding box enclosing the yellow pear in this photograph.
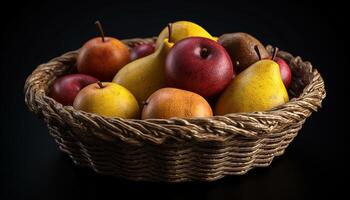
[113,39,173,106]
[215,60,289,114]
[73,82,140,118]
[155,21,214,49]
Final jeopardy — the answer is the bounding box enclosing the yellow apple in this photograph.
[73,82,140,118]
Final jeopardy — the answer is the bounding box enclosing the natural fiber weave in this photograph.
[24,37,326,182]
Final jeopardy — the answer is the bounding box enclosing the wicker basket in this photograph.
[24,37,326,182]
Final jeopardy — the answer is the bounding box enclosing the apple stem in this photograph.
[167,23,172,43]
[272,47,279,61]
[97,81,104,88]
[200,48,210,59]
[254,45,261,60]
[95,20,105,42]
[142,101,148,106]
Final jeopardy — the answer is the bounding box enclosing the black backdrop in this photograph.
[1,0,346,199]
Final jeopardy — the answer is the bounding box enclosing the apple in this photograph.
[274,57,292,89]
[165,37,235,98]
[49,74,98,106]
[73,82,140,118]
[130,43,155,60]
[77,21,130,81]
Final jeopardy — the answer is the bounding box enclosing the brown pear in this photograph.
[218,32,269,73]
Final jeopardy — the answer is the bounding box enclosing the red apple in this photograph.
[130,43,155,60]
[165,37,235,98]
[77,21,130,81]
[274,57,292,89]
[49,74,98,106]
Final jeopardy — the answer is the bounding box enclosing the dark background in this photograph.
[1,0,346,199]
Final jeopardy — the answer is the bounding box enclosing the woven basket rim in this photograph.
[24,37,326,145]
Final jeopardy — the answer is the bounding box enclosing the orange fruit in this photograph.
[142,88,213,119]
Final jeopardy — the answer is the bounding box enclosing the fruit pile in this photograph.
[50,20,291,119]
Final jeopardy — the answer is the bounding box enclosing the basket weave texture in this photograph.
[24,37,326,182]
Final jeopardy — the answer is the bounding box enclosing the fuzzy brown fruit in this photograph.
[218,32,269,73]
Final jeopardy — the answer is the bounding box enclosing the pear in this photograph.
[155,21,214,49]
[215,60,289,114]
[113,38,173,106]
[218,32,270,73]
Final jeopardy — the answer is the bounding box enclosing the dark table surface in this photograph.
[1,1,346,199]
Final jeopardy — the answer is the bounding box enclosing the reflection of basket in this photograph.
[24,37,326,182]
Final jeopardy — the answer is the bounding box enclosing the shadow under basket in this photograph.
[24,37,326,182]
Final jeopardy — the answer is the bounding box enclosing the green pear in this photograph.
[215,60,289,114]
[113,39,173,106]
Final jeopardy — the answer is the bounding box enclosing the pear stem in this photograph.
[254,45,261,60]
[97,81,104,88]
[95,20,105,42]
[272,47,279,61]
[167,23,173,43]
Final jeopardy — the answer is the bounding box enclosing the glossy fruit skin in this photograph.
[215,60,289,114]
[73,82,140,118]
[218,32,270,73]
[77,37,130,81]
[155,21,214,49]
[274,57,292,89]
[130,43,155,60]
[142,88,213,119]
[49,74,98,106]
[165,37,234,98]
[113,39,174,107]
